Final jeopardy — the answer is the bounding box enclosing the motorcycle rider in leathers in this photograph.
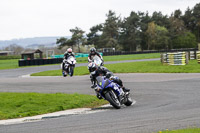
[87,62,130,94]
[62,48,75,75]
[88,47,104,65]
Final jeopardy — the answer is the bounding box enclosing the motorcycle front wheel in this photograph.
[105,90,121,109]
[68,66,74,77]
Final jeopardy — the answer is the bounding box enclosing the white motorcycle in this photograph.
[61,56,76,77]
[91,55,104,66]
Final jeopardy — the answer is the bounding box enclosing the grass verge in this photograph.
[104,53,160,61]
[0,92,107,120]
[158,128,200,133]
[0,59,19,70]
[106,60,200,73]
[31,60,200,76]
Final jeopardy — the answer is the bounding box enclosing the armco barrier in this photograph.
[103,48,198,56]
[18,58,63,67]
[51,53,103,58]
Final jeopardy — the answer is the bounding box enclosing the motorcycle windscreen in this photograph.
[67,56,75,64]
[96,76,110,88]
[93,55,102,66]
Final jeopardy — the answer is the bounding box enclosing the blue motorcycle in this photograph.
[95,76,133,109]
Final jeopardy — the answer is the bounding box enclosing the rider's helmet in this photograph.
[90,47,96,55]
[67,48,72,55]
[88,62,98,74]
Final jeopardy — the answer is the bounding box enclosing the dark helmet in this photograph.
[90,47,96,53]
[88,62,98,74]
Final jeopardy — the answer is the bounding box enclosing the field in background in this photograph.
[0,59,19,70]
[0,53,160,70]
[31,60,200,76]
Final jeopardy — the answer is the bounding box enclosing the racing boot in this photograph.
[91,79,97,88]
[122,87,130,92]
[91,84,97,88]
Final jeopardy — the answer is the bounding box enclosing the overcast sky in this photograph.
[0,0,199,41]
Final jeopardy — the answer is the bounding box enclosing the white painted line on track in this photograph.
[19,74,31,78]
[0,100,136,125]
[0,106,107,125]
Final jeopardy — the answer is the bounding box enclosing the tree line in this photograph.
[57,3,200,52]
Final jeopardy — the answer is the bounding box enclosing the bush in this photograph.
[0,55,21,60]
[172,32,197,48]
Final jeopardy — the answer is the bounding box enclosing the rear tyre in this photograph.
[105,90,121,109]
[124,93,133,106]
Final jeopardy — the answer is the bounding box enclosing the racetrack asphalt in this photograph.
[0,59,200,133]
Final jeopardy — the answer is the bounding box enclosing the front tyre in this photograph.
[62,70,67,77]
[69,66,74,77]
[105,90,121,109]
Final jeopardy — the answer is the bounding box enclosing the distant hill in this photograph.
[0,36,70,48]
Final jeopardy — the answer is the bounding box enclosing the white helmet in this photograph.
[67,48,72,53]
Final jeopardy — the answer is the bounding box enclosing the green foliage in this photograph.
[190,3,200,42]
[100,10,121,49]
[56,37,69,49]
[151,11,170,28]
[146,22,157,50]
[57,3,200,52]
[70,27,86,52]
[155,25,169,49]
[0,55,20,60]
[172,32,197,48]
[86,24,103,48]
[0,92,107,120]
[146,22,169,50]
[56,27,86,52]
[120,11,141,51]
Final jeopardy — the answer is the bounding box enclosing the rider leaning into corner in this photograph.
[62,48,75,72]
[87,62,130,98]
[88,47,104,65]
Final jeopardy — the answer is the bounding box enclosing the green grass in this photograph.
[0,59,19,70]
[158,128,200,133]
[0,55,20,60]
[0,92,107,120]
[31,60,200,76]
[106,60,200,73]
[0,53,160,70]
[103,53,160,61]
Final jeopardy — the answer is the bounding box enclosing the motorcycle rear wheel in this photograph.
[124,94,133,106]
